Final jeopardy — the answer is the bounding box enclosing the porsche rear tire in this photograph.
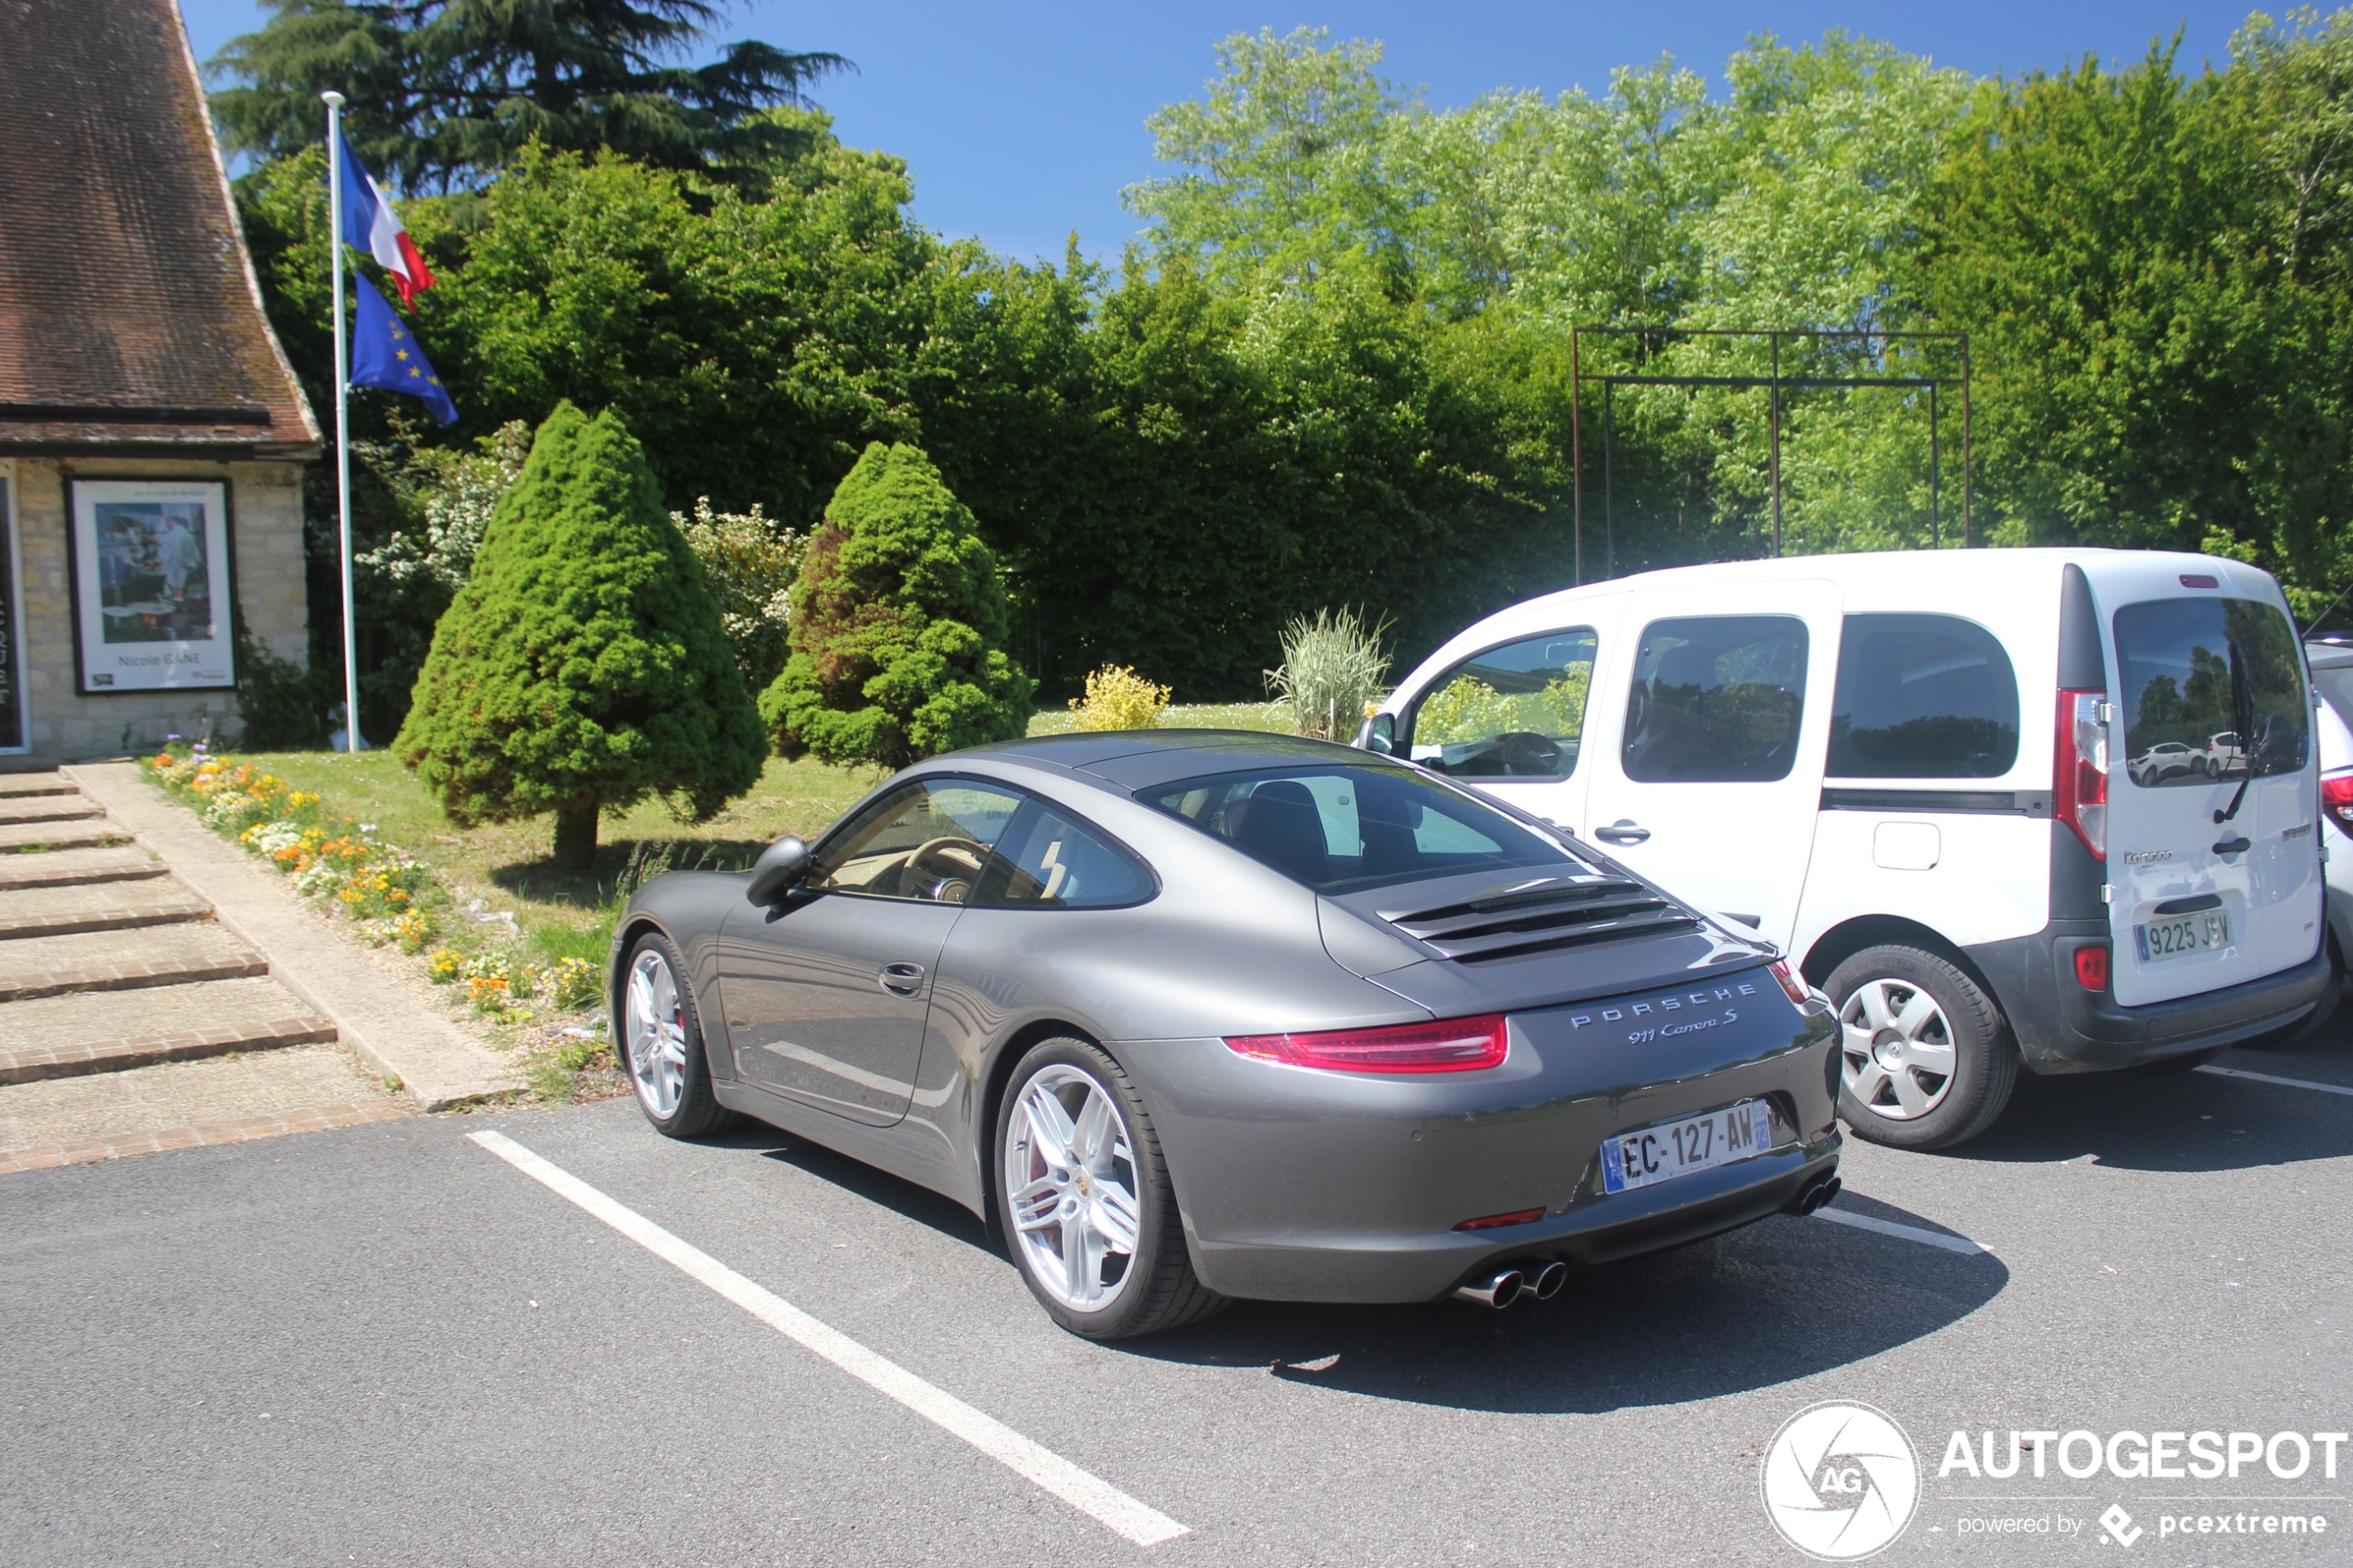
[995,1038,1227,1340]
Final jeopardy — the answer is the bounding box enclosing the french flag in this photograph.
[334,132,434,307]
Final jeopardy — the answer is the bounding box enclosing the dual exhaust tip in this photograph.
[1452,1259,1568,1310]
[1785,1173,1843,1216]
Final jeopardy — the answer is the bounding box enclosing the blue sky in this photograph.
[182,1,2269,263]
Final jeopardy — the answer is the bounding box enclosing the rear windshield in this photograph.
[1140,762,1583,895]
[2114,596,2308,787]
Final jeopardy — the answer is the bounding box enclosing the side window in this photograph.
[1405,629,1597,780]
[1622,616,1808,784]
[806,779,1027,903]
[1827,613,2020,779]
[972,801,1153,909]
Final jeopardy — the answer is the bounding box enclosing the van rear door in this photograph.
[2103,567,2321,1007]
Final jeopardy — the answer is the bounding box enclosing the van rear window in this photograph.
[2114,597,2307,788]
[1828,614,2020,779]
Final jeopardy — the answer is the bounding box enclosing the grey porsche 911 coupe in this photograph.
[610,731,1841,1340]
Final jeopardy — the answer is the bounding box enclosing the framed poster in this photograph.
[68,479,236,694]
[0,463,22,750]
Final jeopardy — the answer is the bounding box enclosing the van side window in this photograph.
[1828,614,2020,779]
[1404,629,1597,780]
[1621,616,1808,784]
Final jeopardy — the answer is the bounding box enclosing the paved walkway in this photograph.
[0,764,519,1171]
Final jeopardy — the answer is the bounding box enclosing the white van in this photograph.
[1361,549,2333,1149]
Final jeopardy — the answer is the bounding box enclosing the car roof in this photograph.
[952,729,1386,791]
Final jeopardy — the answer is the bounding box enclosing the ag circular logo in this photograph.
[1760,1400,1920,1560]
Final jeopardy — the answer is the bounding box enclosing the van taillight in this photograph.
[2322,775,2353,838]
[2054,689,2108,860]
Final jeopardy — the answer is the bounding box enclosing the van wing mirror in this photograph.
[745,836,810,905]
[1359,711,1396,754]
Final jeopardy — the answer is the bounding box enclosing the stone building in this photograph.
[0,0,319,761]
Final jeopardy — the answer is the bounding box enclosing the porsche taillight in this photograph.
[1226,1014,1509,1073]
[2055,688,2108,860]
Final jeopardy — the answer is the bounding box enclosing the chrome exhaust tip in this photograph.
[1452,1268,1525,1309]
[1529,1260,1569,1300]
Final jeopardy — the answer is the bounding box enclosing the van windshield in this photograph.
[2113,597,2307,788]
[1140,762,1585,895]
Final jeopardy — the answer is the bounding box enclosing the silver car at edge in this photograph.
[610,731,1842,1340]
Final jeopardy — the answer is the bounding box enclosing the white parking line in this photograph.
[2196,1064,2353,1098]
[467,1130,1188,1548]
[1812,1205,1994,1255]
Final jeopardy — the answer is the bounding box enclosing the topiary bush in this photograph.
[394,401,767,871]
[761,441,1032,768]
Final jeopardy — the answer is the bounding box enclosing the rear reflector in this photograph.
[1226,1013,1509,1073]
[1769,959,1809,1005]
[2074,944,2110,991]
[1453,1208,1545,1231]
[2055,688,2108,860]
[2323,774,2353,839]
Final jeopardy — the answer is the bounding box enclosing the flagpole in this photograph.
[321,90,363,752]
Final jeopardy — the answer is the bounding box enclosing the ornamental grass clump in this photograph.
[1268,607,1391,742]
[1068,666,1172,732]
[394,402,767,872]
[761,441,1033,768]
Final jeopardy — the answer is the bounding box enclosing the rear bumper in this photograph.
[1117,985,1841,1303]
[1966,920,2333,1073]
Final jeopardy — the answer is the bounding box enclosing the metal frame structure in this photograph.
[1569,327,1972,583]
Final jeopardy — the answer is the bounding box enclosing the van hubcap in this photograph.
[1840,978,1957,1120]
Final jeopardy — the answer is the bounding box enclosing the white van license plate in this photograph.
[2135,909,2233,964]
[1601,1100,1774,1194]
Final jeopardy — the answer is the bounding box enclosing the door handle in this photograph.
[878,961,925,997]
[1595,820,1651,846]
[2211,836,2251,856]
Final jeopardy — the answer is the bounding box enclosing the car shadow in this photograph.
[1114,1203,2007,1414]
[703,1107,2007,1415]
[1931,1042,2353,1173]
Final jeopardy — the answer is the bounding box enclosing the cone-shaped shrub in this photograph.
[395,402,766,871]
[761,441,1032,767]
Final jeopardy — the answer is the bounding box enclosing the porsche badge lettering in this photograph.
[1571,982,1759,1044]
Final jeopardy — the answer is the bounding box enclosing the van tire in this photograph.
[1826,945,2018,1150]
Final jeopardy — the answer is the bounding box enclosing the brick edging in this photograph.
[0,1017,338,1085]
[0,1100,416,1173]
[0,950,270,1002]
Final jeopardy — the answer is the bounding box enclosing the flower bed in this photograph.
[144,743,603,1027]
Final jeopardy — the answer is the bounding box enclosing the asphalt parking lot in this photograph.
[6,1024,2350,1567]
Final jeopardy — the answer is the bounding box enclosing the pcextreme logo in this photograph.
[1762,1401,1921,1561]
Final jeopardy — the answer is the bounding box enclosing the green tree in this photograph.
[208,0,848,193]
[395,401,765,870]
[761,442,1032,768]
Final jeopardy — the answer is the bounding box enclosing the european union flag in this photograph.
[349,273,458,425]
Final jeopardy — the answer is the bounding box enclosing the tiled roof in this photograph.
[0,0,318,456]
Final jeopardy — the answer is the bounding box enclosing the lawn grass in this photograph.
[236,749,883,959]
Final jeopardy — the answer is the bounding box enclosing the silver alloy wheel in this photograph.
[625,948,687,1119]
[1839,977,1958,1120]
[1003,1064,1142,1311]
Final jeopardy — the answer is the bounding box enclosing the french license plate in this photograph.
[2135,909,2233,964]
[1601,1100,1774,1195]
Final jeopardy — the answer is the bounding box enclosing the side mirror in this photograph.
[745,835,810,906]
[1358,711,1396,755]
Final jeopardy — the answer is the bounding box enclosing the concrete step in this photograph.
[0,846,163,891]
[0,772,76,798]
[0,877,214,940]
[0,976,335,1085]
[0,818,130,852]
[0,921,266,1001]
[0,794,101,826]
